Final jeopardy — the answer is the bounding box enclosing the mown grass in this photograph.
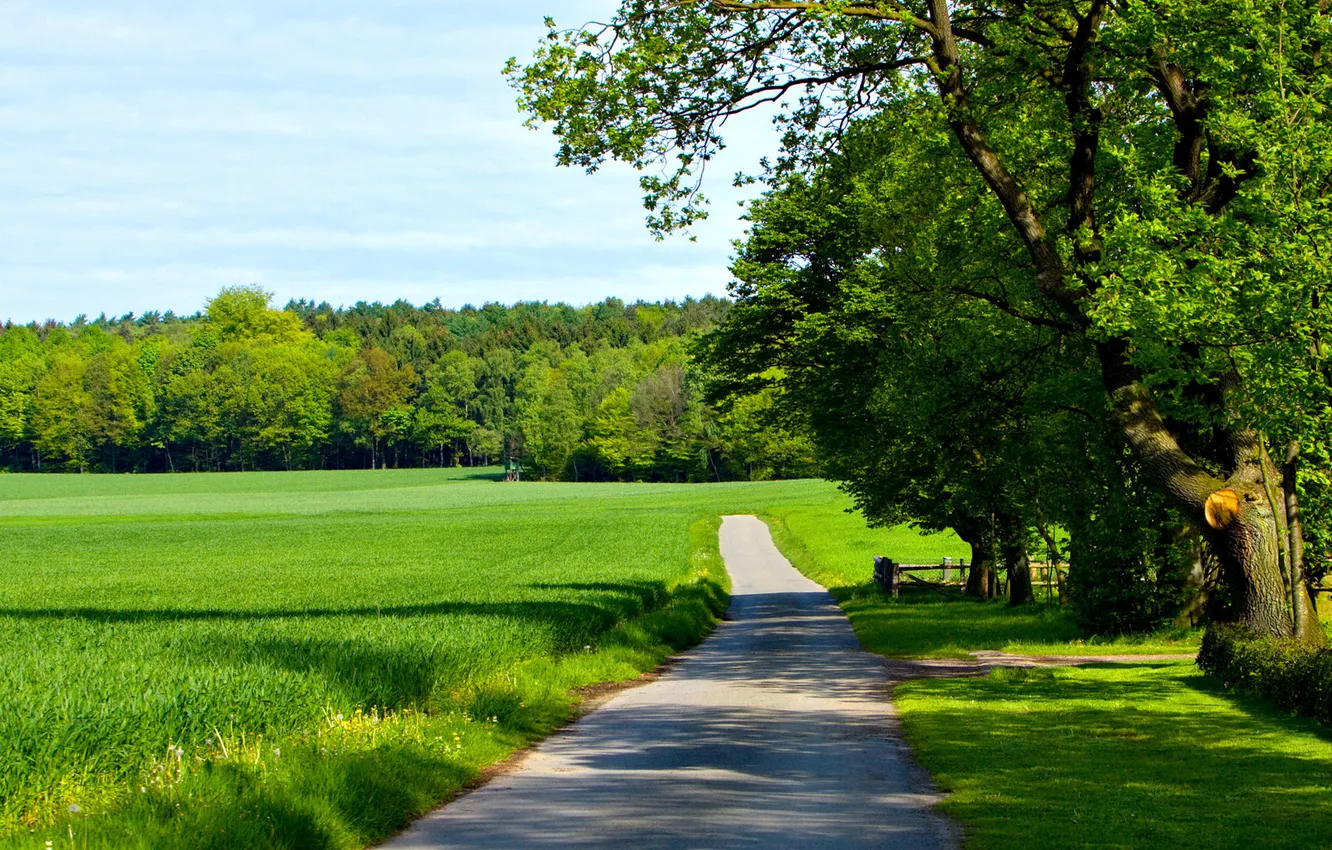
[760,496,1332,847]
[0,469,842,848]
[896,664,1332,849]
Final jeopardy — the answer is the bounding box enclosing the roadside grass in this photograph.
[759,495,1332,848]
[761,507,1201,658]
[896,663,1332,849]
[0,470,806,849]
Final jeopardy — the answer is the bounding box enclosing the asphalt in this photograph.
[381,514,956,849]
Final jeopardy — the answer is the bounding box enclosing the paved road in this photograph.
[383,514,955,849]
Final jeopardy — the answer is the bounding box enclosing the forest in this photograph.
[0,288,815,481]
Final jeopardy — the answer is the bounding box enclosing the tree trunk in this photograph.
[1100,345,1298,639]
[998,514,1035,606]
[956,519,995,599]
[1173,533,1211,628]
[1206,487,1294,638]
[1283,443,1325,646]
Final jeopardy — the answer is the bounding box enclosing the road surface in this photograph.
[383,514,955,849]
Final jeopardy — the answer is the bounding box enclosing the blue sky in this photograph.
[0,2,777,323]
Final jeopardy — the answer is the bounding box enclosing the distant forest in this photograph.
[0,286,817,480]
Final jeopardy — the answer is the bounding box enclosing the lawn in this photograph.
[895,663,1332,850]
[0,469,948,849]
[760,501,1332,849]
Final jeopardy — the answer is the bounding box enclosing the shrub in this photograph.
[1197,624,1332,726]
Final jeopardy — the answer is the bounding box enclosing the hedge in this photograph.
[1197,624,1332,726]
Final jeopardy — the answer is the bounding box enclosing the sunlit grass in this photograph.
[758,489,1331,848]
[897,663,1332,849]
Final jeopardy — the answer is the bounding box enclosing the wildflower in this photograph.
[336,713,344,722]
[140,787,147,794]
[68,804,80,814]
[272,747,281,759]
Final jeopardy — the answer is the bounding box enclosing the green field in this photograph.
[9,468,1327,850]
[0,469,965,849]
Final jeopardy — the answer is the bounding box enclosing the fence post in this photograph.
[891,560,901,599]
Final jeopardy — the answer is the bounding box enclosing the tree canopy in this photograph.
[510,0,1332,641]
[0,288,816,482]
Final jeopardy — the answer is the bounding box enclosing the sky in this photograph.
[0,1,779,324]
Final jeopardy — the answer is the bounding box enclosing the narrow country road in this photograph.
[383,514,956,849]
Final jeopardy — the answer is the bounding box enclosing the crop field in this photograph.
[0,469,963,849]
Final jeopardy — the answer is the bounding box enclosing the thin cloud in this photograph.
[0,1,780,323]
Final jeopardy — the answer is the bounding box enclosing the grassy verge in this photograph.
[761,508,1200,658]
[760,507,1332,848]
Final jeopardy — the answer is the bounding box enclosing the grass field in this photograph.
[9,468,1329,850]
[0,468,965,849]
[758,501,1332,848]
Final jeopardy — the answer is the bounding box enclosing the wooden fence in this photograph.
[873,556,1067,602]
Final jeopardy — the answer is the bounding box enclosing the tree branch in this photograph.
[922,0,1082,324]
[704,0,939,36]
[1063,0,1107,265]
[950,285,1078,332]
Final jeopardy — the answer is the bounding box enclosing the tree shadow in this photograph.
[402,700,950,849]
[838,587,1082,657]
[1179,673,1332,744]
[454,470,506,482]
[0,586,664,628]
[528,580,669,611]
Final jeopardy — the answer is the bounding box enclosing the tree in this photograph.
[510,0,1332,643]
[206,285,305,342]
[337,347,417,469]
[85,342,155,472]
[32,353,94,472]
[0,328,43,467]
[715,385,818,482]
[245,342,335,470]
[580,385,646,478]
[517,360,582,478]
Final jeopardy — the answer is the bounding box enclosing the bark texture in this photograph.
[999,514,1035,606]
[958,519,995,599]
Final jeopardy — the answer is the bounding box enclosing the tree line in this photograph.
[0,288,816,481]
[512,0,1332,641]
